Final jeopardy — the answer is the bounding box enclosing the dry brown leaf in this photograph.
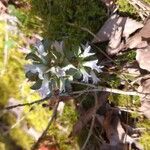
[136,47,150,72]
[139,19,150,39]
[92,14,143,44]
[103,108,125,144]
[126,35,144,49]
[107,41,125,55]
[123,18,143,39]
[140,100,150,119]
[92,14,121,43]
[70,106,97,137]
[70,92,109,137]
[107,18,150,55]
[0,1,7,13]
[0,0,8,6]
[107,18,143,54]
[138,77,150,93]
[103,107,143,149]
[138,77,150,119]
[125,19,150,50]
[108,26,123,49]
[101,143,129,150]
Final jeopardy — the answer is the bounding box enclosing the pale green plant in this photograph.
[25,40,103,97]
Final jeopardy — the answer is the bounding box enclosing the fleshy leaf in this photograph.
[78,47,82,55]
[34,40,47,56]
[35,64,47,79]
[31,79,42,90]
[59,78,66,92]
[90,70,100,84]
[65,79,72,92]
[63,64,76,71]
[51,41,64,55]
[80,68,91,83]
[38,79,51,98]
[83,60,103,73]
[80,45,95,58]
[49,67,66,77]
[25,71,38,81]
[25,53,42,62]
[25,64,47,80]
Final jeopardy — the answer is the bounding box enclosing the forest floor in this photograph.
[0,0,150,150]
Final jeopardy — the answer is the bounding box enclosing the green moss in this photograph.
[109,94,140,107]
[0,113,17,126]
[0,82,10,107]
[105,74,121,88]
[10,128,34,150]
[0,142,5,150]
[117,0,136,15]
[130,111,141,118]
[137,119,150,129]
[0,133,23,150]
[137,120,150,149]
[31,0,107,46]
[0,7,42,149]
[0,50,26,107]
[59,104,77,124]
[117,51,136,65]
[24,105,50,132]
[117,0,150,17]
[145,0,150,3]
[140,132,150,150]
[46,104,78,150]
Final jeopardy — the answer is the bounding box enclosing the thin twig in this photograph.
[81,92,98,150]
[67,23,142,94]
[91,44,115,63]
[4,84,149,111]
[71,82,149,97]
[4,96,50,110]
[71,86,149,97]
[71,81,96,88]
[31,101,59,150]
[66,22,101,42]
[1,18,9,76]
[92,44,139,92]
[118,107,143,114]
[81,115,95,150]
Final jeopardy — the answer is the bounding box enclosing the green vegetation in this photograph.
[117,0,136,15]
[31,0,107,46]
[117,0,150,17]
[0,0,150,149]
[48,104,78,150]
[137,119,150,150]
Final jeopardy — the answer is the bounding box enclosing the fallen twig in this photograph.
[81,115,95,150]
[4,84,150,111]
[81,92,98,150]
[4,96,50,110]
[71,84,150,97]
[31,101,59,150]
[66,22,101,42]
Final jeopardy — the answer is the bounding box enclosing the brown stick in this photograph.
[31,101,59,150]
[4,96,50,110]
